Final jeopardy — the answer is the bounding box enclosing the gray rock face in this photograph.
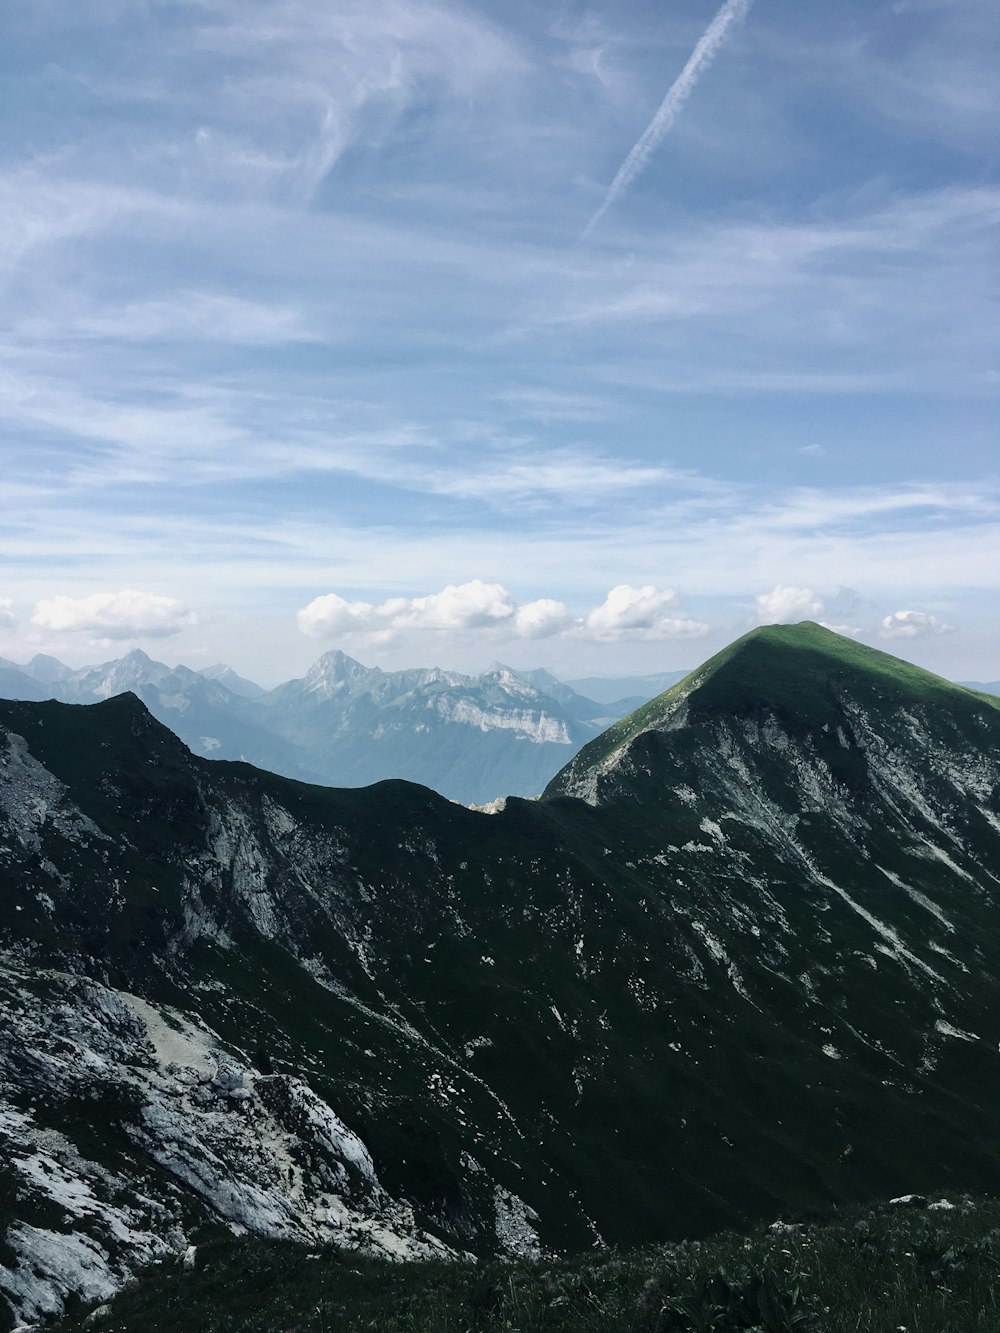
[0,966,454,1324]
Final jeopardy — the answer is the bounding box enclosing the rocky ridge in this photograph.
[1,624,999,1327]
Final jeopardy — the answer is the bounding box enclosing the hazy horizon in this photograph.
[3,622,997,696]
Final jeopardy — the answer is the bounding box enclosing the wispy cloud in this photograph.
[0,172,187,274]
[186,0,528,202]
[426,450,680,506]
[584,0,753,236]
[494,388,613,423]
[0,360,689,510]
[558,188,1000,363]
[18,292,314,346]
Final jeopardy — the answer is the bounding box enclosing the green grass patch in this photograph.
[53,1197,1000,1333]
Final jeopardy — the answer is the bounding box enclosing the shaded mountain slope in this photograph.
[2,623,1000,1325]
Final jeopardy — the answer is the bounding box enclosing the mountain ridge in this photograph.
[3,624,1000,1324]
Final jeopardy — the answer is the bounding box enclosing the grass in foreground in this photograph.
[52,1197,1000,1333]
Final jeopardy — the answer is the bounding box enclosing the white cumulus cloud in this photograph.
[31,590,196,639]
[755,585,824,625]
[514,599,572,639]
[585,585,708,640]
[0,599,15,629]
[295,592,380,637]
[398,581,515,631]
[880,609,953,639]
[298,580,517,638]
[299,580,709,644]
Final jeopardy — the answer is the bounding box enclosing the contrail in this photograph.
[583,0,753,237]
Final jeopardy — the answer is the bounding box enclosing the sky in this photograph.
[1,0,998,686]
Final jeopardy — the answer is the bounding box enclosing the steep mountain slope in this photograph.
[2,623,1000,1326]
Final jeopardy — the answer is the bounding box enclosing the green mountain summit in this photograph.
[548,621,999,802]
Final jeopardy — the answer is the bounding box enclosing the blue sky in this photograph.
[1,0,997,683]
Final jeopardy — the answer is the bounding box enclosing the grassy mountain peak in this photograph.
[545,620,999,801]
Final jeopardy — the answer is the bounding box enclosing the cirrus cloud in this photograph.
[880,609,953,639]
[31,589,197,639]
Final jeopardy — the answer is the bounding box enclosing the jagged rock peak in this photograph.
[304,649,374,693]
[86,648,164,697]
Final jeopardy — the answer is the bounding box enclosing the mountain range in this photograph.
[0,650,657,806]
[2,622,999,1326]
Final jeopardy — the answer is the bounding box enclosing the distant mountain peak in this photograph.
[486,662,558,690]
[481,663,526,686]
[25,652,74,683]
[305,649,373,694]
[197,663,265,698]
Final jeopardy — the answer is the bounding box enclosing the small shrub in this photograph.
[655,1270,815,1332]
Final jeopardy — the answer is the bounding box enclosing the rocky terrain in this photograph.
[1,623,999,1327]
[0,650,638,805]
